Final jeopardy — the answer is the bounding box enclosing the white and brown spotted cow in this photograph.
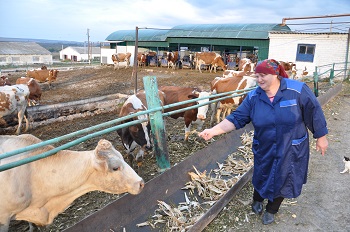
[159,86,210,141]
[137,52,146,68]
[279,61,297,79]
[195,52,227,73]
[210,75,257,125]
[0,134,144,232]
[167,51,179,69]
[0,84,30,135]
[117,90,165,165]
[112,53,132,70]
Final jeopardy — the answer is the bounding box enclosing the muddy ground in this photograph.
[3,65,349,231]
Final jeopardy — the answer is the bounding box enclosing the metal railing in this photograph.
[0,77,256,172]
[313,62,349,96]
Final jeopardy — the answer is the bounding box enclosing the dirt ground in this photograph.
[3,65,350,231]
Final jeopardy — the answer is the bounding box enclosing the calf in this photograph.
[159,86,210,141]
[0,134,144,232]
[117,90,165,166]
[15,77,42,105]
[0,84,30,135]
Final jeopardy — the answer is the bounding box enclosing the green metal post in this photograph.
[143,76,170,172]
[313,67,319,97]
[330,63,335,85]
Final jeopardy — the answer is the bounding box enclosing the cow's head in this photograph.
[93,139,144,195]
[188,90,210,120]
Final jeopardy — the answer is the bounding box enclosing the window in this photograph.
[12,57,20,63]
[33,56,40,62]
[296,44,315,62]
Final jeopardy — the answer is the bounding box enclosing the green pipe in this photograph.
[0,118,147,172]
[0,86,256,171]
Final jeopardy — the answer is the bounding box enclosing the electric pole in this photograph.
[87,28,90,64]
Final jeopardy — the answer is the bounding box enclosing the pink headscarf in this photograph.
[255,59,289,78]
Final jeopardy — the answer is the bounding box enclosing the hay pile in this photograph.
[138,130,254,231]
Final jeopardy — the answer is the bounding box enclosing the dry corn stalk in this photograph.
[141,130,254,231]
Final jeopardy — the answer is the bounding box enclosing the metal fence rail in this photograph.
[0,76,256,172]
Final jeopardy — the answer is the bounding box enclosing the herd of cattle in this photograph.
[0,56,299,231]
[0,66,58,135]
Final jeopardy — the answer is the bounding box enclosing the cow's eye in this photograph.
[113,166,121,171]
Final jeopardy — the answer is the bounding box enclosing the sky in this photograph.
[1,0,350,42]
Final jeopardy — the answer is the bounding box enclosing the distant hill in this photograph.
[0,37,92,53]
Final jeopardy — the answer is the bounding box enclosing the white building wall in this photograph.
[269,33,350,79]
[60,47,82,61]
[0,54,52,65]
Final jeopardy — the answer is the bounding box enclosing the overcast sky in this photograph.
[1,0,350,42]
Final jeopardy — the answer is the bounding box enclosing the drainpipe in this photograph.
[345,28,350,81]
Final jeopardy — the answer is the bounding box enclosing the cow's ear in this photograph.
[95,139,112,160]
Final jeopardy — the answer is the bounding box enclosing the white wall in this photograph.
[268,32,349,79]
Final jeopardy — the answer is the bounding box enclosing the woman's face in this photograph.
[255,73,278,91]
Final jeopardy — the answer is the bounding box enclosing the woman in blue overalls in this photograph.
[199,59,328,225]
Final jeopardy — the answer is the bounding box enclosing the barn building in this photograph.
[102,23,291,66]
[102,23,350,78]
[59,46,101,62]
[0,42,52,66]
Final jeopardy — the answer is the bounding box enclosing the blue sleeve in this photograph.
[226,93,252,129]
[300,84,328,138]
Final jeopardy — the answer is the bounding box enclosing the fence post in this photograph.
[330,63,335,85]
[313,66,319,97]
[143,76,170,172]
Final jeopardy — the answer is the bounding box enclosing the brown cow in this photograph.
[26,69,59,89]
[0,75,11,86]
[195,52,227,73]
[0,134,144,231]
[112,53,132,70]
[210,75,257,125]
[15,77,42,105]
[159,86,210,141]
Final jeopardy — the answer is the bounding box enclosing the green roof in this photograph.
[167,24,291,39]
[105,29,168,42]
[105,23,291,41]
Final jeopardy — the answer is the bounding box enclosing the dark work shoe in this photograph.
[262,211,275,225]
[251,201,263,214]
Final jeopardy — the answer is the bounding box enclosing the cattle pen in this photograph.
[62,81,342,232]
[0,72,343,232]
